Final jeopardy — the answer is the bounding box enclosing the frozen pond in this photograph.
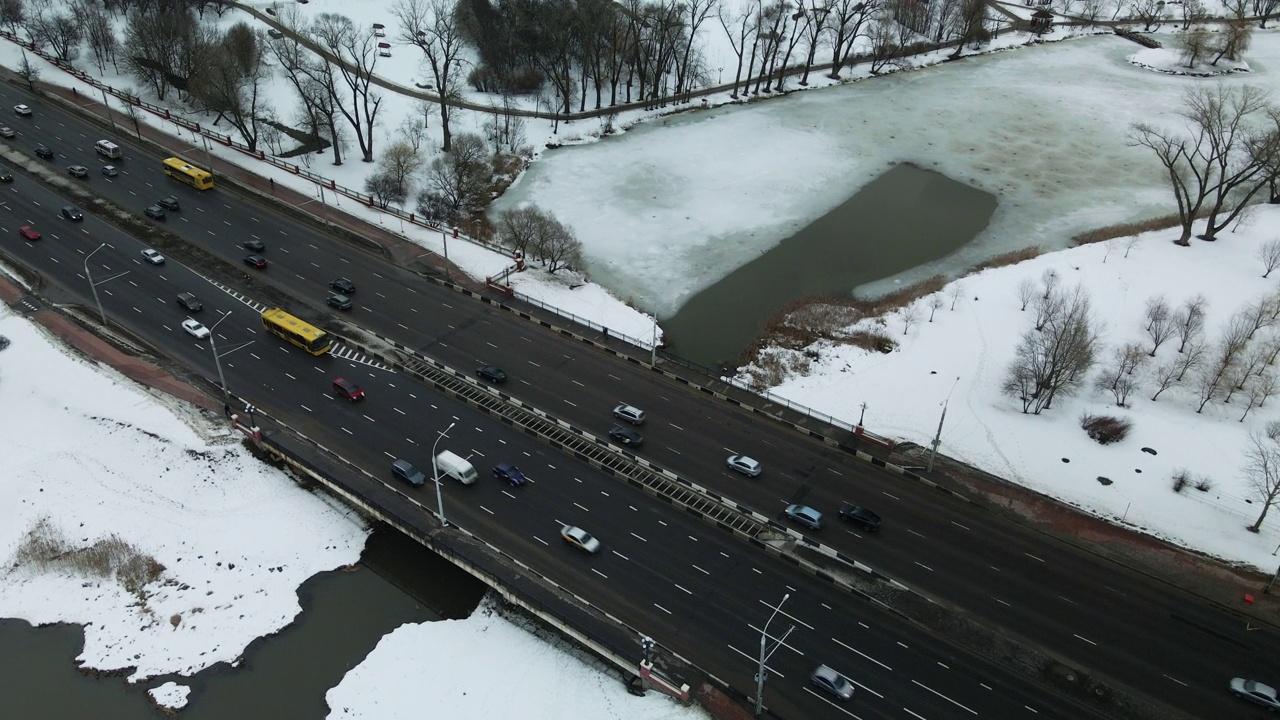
[493,33,1280,320]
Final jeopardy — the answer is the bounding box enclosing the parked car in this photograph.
[101,165,118,177]
[18,225,40,241]
[492,462,528,487]
[784,504,823,530]
[326,294,352,311]
[67,165,88,178]
[176,292,202,312]
[726,454,762,477]
[13,104,31,116]
[181,319,210,339]
[810,665,854,701]
[332,377,365,401]
[476,365,506,383]
[329,277,355,294]
[243,254,268,269]
[609,425,643,447]
[838,503,882,532]
[1230,678,1280,712]
[60,205,82,221]
[560,525,600,554]
[391,459,426,488]
[144,205,166,220]
[242,239,266,252]
[612,403,645,425]
[33,144,52,159]
[140,248,165,265]
[0,126,15,138]
[157,197,180,211]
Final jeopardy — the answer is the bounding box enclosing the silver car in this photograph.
[1231,677,1280,711]
[784,504,823,530]
[810,664,854,700]
[612,403,645,425]
[727,454,762,477]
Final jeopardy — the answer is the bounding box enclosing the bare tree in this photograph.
[947,0,988,60]
[0,0,24,34]
[1175,294,1208,352]
[371,139,421,202]
[1149,357,1184,401]
[1131,0,1168,31]
[188,22,271,151]
[27,0,82,61]
[532,215,583,273]
[1245,422,1280,532]
[1212,16,1253,66]
[122,4,198,101]
[76,0,116,74]
[1016,277,1036,311]
[496,206,544,257]
[865,10,901,75]
[364,170,407,208]
[1242,371,1280,420]
[1191,84,1276,242]
[1041,268,1060,299]
[311,13,383,162]
[416,132,490,225]
[1094,342,1148,407]
[1178,26,1212,68]
[1257,0,1280,28]
[15,49,39,92]
[1195,313,1253,412]
[827,0,876,78]
[948,283,963,311]
[1174,338,1206,381]
[899,303,922,335]
[1002,285,1102,414]
[1260,238,1280,277]
[1032,285,1065,332]
[927,294,944,322]
[1244,292,1280,339]
[393,0,467,152]
[1144,295,1175,356]
[718,1,758,98]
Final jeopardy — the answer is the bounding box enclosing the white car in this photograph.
[13,104,30,116]
[560,525,600,554]
[140,248,165,265]
[181,319,210,339]
[727,454,762,477]
[0,126,14,138]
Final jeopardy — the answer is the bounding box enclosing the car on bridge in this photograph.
[181,319,210,340]
[612,403,645,425]
[17,225,40,241]
[784,504,822,531]
[144,205,166,220]
[101,164,118,177]
[244,254,268,269]
[176,292,202,312]
[492,463,528,487]
[329,277,355,294]
[609,425,643,448]
[810,665,854,701]
[838,503,882,532]
[157,197,180,212]
[140,248,165,265]
[332,378,365,401]
[34,144,53,159]
[391,459,426,488]
[60,206,82,221]
[726,454,761,477]
[242,239,266,252]
[67,165,88,178]
[13,104,31,116]
[326,294,352,311]
[1230,678,1280,712]
[476,365,506,384]
[561,525,600,554]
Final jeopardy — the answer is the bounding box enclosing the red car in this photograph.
[332,378,365,401]
[18,225,40,241]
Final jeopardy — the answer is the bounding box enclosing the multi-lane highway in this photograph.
[0,83,1275,720]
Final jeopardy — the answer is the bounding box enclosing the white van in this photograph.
[434,450,477,485]
[94,140,121,159]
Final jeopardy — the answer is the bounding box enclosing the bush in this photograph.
[1171,468,1191,493]
[1194,476,1215,492]
[1080,413,1132,445]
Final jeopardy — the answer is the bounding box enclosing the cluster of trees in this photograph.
[1131,85,1280,247]
[494,205,583,273]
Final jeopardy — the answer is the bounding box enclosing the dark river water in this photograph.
[0,528,486,719]
[662,163,997,368]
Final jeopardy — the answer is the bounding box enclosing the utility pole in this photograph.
[755,593,794,716]
[927,377,960,473]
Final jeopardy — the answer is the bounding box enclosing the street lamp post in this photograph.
[755,593,794,716]
[640,635,655,691]
[432,422,456,527]
[206,310,236,403]
[650,317,659,366]
[926,376,961,472]
[84,244,130,326]
[99,88,117,133]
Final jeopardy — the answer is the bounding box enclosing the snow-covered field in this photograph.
[752,204,1280,572]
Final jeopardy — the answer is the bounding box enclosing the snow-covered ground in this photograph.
[749,204,1280,572]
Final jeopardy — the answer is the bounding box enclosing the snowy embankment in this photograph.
[0,304,369,688]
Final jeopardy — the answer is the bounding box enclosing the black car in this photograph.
[608,425,643,447]
[60,205,82,221]
[476,365,506,383]
[838,503,882,532]
[176,292,203,312]
[242,239,266,252]
[391,459,425,488]
[0,168,11,182]
[326,293,352,310]
[144,205,166,220]
[157,197,180,211]
[329,278,355,294]
[33,144,52,159]
[243,254,268,269]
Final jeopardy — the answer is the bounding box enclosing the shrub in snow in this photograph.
[1171,468,1191,493]
[0,334,9,351]
[1080,413,1132,445]
[1194,476,1215,492]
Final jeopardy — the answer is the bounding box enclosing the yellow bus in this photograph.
[261,309,331,355]
[162,157,214,190]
